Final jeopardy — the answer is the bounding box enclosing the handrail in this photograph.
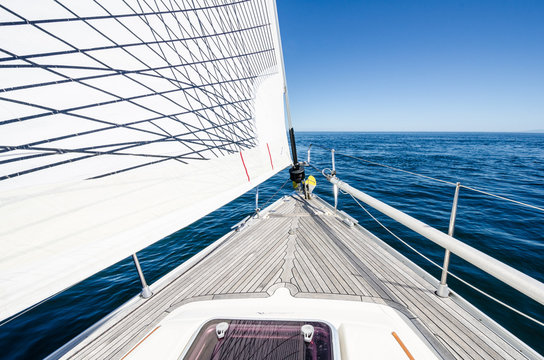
[306,144,544,213]
[307,146,544,325]
[326,175,544,306]
[346,191,544,327]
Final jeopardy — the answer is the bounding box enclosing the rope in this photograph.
[459,184,544,212]
[259,177,290,210]
[307,144,544,213]
[235,177,291,231]
[347,192,544,328]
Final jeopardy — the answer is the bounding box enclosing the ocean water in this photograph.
[1,132,543,359]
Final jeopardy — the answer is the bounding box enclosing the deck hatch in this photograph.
[182,319,334,360]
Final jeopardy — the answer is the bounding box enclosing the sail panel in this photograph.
[0,0,291,321]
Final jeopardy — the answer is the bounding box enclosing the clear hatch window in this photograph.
[182,319,334,360]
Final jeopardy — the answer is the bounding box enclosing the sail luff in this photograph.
[271,0,298,165]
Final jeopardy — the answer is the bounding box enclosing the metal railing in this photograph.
[132,254,152,299]
[305,144,544,322]
[436,182,460,297]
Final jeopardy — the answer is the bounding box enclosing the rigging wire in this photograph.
[347,192,544,327]
[259,177,291,211]
[307,144,544,213]
[309,152,544,325]
[458,184,544,213]
[235,177,291,231]
[310,144,456,186]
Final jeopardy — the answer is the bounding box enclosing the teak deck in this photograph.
[56,194,541,360]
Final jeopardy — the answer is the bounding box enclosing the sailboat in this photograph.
[1,0,543,359]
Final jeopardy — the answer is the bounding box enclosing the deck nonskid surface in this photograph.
[61,195,536,360]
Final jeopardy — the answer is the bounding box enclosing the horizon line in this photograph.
[294,130,544,134]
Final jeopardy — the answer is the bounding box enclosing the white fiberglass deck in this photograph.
[55,194,541,360]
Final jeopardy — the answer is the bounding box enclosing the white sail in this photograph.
[0,0,291,321]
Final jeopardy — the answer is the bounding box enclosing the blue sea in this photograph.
[1,132,543,359]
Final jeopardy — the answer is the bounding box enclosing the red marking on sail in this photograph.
[240,151,250,181]
[266,143,274,170]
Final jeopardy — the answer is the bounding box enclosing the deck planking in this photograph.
[57,194,541,360]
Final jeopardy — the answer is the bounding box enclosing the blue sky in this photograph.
[276,0,544,132]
